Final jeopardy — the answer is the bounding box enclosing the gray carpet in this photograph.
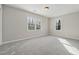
[0,36,79,55]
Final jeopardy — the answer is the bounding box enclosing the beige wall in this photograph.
[49,12,79,40]
[0,5,2,45]
[2,5,48,42]
[3,4,79,43]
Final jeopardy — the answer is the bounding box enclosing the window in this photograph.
[27,16,41,31]
[56,19,61,30]
[36,19,41,30]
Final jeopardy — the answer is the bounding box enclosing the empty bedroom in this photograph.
[0,4,79,55]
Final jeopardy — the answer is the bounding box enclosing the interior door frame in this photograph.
[0,4,2,45]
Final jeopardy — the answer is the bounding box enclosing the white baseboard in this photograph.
[2,34,47,45]
[2,33,78,46]
[51,34,79,40]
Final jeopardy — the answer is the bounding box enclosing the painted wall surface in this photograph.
[49,12,79,40]
[2,5,48,42]
[0,5,2,45]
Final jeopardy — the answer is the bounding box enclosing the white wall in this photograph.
[0,5,2,45]
[2,5,48,42]
[49,12,79,40]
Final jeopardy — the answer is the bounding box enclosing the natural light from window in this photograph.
[58,38,79,55]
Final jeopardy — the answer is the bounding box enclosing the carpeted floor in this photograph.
[0,36,79,55]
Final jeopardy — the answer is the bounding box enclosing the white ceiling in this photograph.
[6,4,79,18]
